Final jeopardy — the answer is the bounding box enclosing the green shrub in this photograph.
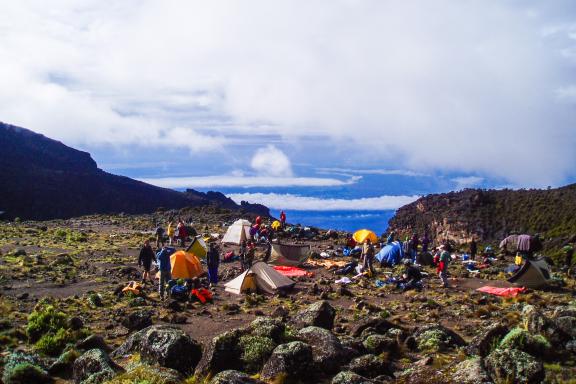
[34,328,72,356]
[5,362,51,384]
[26,305,68,342]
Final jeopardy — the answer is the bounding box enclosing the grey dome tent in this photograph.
[224,261,296,295]
[268,243,311,266]
[507,258,551,289]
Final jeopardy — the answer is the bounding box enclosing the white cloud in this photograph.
[139,175,361,188]
[452,176,484,189]
[227,192,419,211]
[251,145,293,177]
[0,1,575,186]
[317,168,429,177]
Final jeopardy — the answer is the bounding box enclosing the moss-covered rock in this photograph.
[499,327,550,358]
[291,300,336,330]
[466,323,509,357]
[347,354,389,379]
[248,317,285,343]
[238,335,276,373]
[331,370,374,384]
[298,326,346,373]
[362,334,397,356]
[484,348,544,384]
[73,349,123,384]
[194,328,246,378]
[260,341,313,383]
[414,325,466,353]
[48,349,80,377]
[2,352,52,384]
[103,365,182,384]
[209,370,266,384]
[451,357,492,384]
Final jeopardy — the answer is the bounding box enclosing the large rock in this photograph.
[121,310,153,331]
[362,334,398,356]
[2,351,52,384]
[552,306,576,319]
[522,305,570,346]
[332,371,375,384]
[350,318,397,338]
[413,324,466,352]
[112,325,201,375]
[76,335,111,352]
[260,341,314,382]
[195,328,246,378]
[484,348,544,384]
[249,317,286,343]
[347,354,390,379]
[298,326,346,373]
[466,323,509,357]
[451,357,493,384]
[291,300,336,330]
[210,370,266,384]
[499,328,550,358]
[48,349,80,377]
[238,335,277,373]
[554,316,576,339]
[73,349,123,384]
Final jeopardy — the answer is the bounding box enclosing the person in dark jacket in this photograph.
[421,233,430,254]
[411,233,419,261]
[156,246,174,300]
[399,259,423,291]
[138,239,156,284]
[206,243,220,287]
[470,238,477,260]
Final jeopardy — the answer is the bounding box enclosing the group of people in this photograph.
[154,219,191,248]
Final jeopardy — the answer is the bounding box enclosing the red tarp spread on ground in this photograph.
[273,266,312,277]
[476,286,526,297]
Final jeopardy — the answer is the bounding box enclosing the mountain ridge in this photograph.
[0,122,269,220]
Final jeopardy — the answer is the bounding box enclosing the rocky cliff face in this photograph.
[0,122,269,220]
[388,185,576,245]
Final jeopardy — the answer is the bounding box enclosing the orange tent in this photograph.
[170,250,203,279]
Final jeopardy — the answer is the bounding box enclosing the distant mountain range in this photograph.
[388,185,576,247]
[0,122,269,220]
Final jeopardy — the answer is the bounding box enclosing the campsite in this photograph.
[0,205,575,384]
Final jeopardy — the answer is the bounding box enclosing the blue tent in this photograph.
[376,241,404,265]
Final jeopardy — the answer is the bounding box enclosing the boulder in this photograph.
[332,371,375,384]
[112,325,201,376]
[554,316,576,339]
[69,317,84,330]
[350,318,396,338]
[105,365,182,384]
[76,335,111,352]
[413,324,466,352]
[73,349,123,384]
[210,370,266,384]
[484,348,544,384]
[522,305,570,346]
[238,335,277,373]
[260,341,314,382]
[466,323,509,357]
[195,328,246,378]
[249,317,285,343]
[121,310,153,331]
[552,306,576,319]
[48,349,80,377]
[498,328,550,358]
[451,357,493,384]
[298,326,346,373]
[291,300,336,330]
[347,354,390,379]
[2,351,52,384]
[362,335,398,356]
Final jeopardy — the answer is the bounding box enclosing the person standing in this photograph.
[167,221,175,246]
[155,225,165,248]
[280,210,286,229]
[437,245,451,288]
[411,233,419,262]
[421,233,430,254]
[177,220,188,247]
[156,246,172,300]
[470,238,477,261]
[206,243,220,287]
[245,241,256,268]
[138,239,156,284]
[239,240,247,271]
[362,239,375,276]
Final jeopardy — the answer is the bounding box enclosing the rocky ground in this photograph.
[1,208,575,384]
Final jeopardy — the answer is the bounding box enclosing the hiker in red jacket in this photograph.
[177,220,188,247]
[280,210,286,229]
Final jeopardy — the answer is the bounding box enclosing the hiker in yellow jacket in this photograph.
[167,222,175,246]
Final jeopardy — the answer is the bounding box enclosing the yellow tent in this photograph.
[271,220,281,230]
[170,250,203,279]
[186,236,207,258]
[353,229,378,244]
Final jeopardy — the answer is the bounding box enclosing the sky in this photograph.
[1,0,575,212]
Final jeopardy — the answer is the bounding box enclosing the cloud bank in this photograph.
[1,1,575,186]
[227,193,419,211]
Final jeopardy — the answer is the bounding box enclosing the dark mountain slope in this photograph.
[388,185,576,245]
[0,122,268,220]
